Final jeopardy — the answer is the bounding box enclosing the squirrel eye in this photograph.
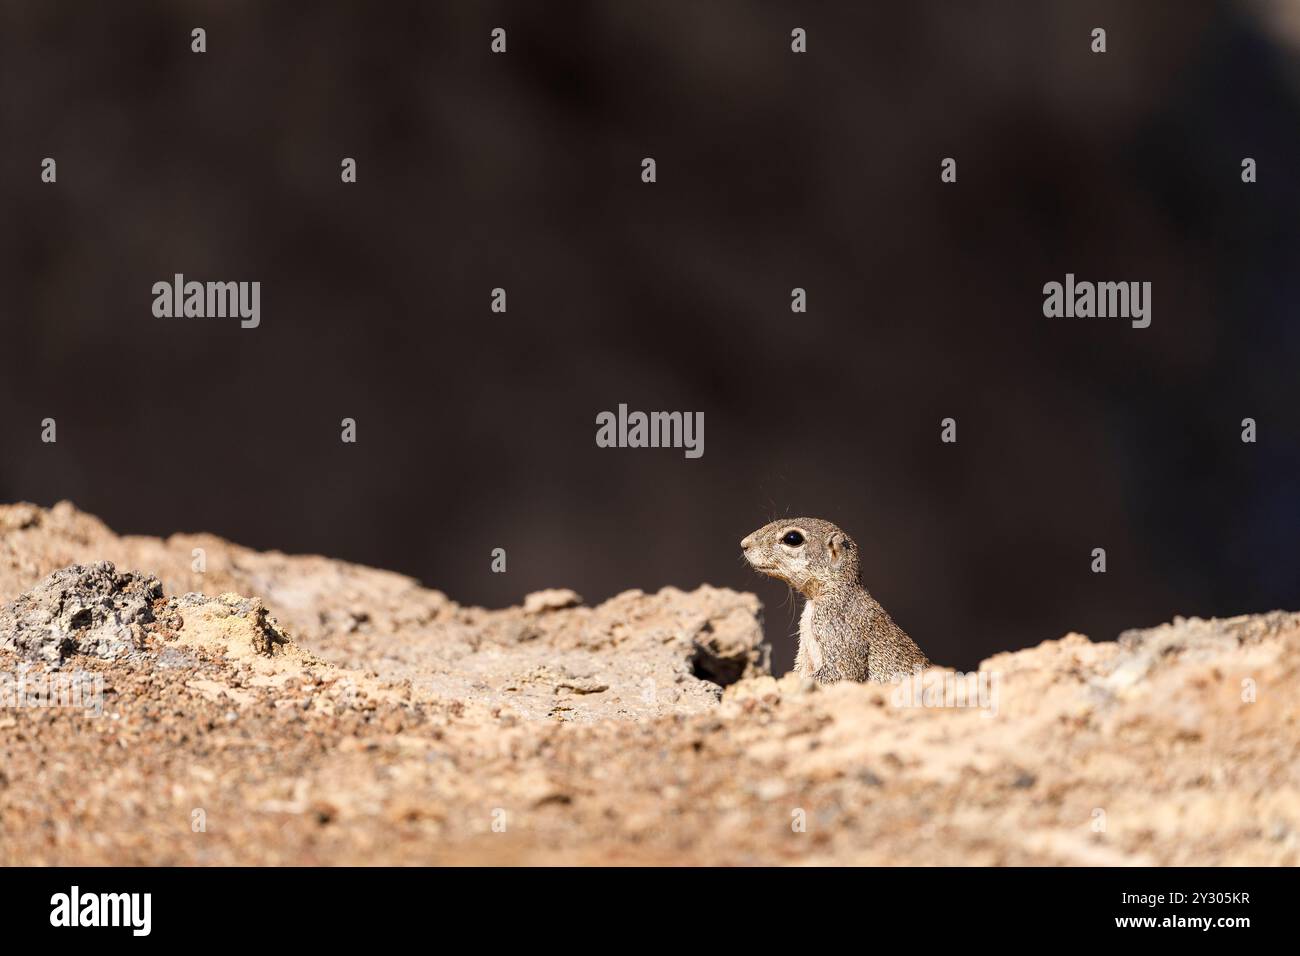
[781,530,804,547]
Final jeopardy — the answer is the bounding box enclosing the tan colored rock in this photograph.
[0,501,1296,866]
[523,589,583,614]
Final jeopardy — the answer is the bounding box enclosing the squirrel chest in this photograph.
[799,600,825,672]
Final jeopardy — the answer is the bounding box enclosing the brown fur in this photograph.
[741,517,929,683]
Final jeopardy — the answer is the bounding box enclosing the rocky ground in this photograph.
[0,501,1296,865]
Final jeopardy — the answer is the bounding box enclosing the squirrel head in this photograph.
[740,517,861,598]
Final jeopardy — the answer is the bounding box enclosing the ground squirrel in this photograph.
[741,517,929,683]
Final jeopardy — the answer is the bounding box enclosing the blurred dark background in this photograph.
[2,1,1297,673]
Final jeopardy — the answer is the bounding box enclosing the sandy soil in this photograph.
[1,501,1296,865]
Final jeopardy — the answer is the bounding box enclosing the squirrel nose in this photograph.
[740,535,754,550]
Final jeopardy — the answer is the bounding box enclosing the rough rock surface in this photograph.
[0,501,1296,865]
[0,502,767,721]
[0,561,162,665]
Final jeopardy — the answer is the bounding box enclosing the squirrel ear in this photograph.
[827,532,847,569]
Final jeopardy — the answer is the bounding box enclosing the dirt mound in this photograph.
[0,501,766,721]
[0,501,1296,866]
